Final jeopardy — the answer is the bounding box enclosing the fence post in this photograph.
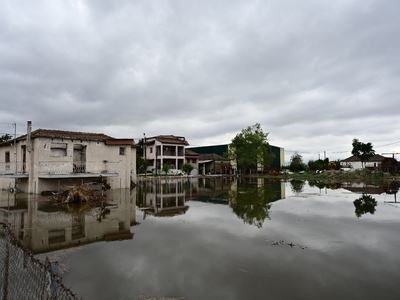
[45,257,59,299]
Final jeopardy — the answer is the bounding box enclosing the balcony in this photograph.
[0,161,120,178]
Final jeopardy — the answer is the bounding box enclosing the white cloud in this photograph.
[1,0,400,163]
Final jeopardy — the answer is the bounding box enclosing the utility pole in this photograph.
[143,133,146,177]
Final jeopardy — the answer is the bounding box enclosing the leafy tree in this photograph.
[162,163,171,175]
[289,152,306,172]
[136,156,149,174]
[351,138,375,168]
[182,163,194,176]
[226,123,274,175]
[308,158,329,171]
[136,138,149,174]
[0,134,12,143]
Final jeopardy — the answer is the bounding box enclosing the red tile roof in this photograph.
[149,135,189,145]
[26,129,113,141]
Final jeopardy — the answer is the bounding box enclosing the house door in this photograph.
[73,144,86,173]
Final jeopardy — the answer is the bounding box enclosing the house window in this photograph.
[178,146,184,156]
[5,151,10,170]
[150,147,153,153]
[51,143,67,157]
[119,147,126,155]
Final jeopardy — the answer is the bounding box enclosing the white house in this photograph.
[340,154,387,170]
[144,135,189,174]
[0,122,136,194]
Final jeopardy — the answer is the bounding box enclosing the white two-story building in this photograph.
[144,135,189,174]
[0,122,136,194]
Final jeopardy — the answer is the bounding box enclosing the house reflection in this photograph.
[137,179,190,218]
[342,181,399,203]
[0,189,137,254]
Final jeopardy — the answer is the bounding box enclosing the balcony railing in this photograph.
[0,161,122,176]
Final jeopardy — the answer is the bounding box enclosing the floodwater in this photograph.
[1,177,400,300]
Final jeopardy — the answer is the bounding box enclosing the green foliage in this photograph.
[226,123,274,174]
[182,163,194,176]
[290,179,305,194]
[162,163,171,174]
[307,158,329,171]
[351,138,375,168]
[136,155,149,174]
[289,152,306,172]
[0,134,12,143]
[136,138,144,157]
[227,182,274,228]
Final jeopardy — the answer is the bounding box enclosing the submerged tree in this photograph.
[226,123,274,175]
[351,138,375,168]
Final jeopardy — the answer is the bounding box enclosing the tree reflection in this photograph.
[227,182,275,228]
[290,180,305,194]
[353,194,377,218]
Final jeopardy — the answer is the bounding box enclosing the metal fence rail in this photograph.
[0,222,79,300]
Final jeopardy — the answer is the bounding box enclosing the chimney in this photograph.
[27,121,32,152]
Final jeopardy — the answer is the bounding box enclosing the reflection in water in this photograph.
[227,178,283,228]
[290,179,305,194]
[2,179,400,300]
[137,177,285,228]
[353,194,378,218]
[0,189,136,254]
[136,179,190,218]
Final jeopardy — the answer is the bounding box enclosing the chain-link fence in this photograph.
[0,222,79,300]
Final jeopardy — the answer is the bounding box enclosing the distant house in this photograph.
[198,153,232,175]
[0,122,136,194]
[144,135,189,174]
[340,154,398,172]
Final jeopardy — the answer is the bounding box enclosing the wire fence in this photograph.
[0,222,79,300]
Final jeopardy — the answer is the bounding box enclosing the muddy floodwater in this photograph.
[1,177,400,299]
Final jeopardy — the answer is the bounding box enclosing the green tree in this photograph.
[351,138,375,168]
[136,156,149,174]
[226,123,274,175]
[136,138,149,174]
[162,163,171,175]
[307,158,329,171]
[182,163,194,176]
[0,134,12,143]
[289,152,306,172]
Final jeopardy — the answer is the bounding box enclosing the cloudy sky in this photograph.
[1,0,399,163]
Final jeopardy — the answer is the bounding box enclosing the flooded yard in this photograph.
[1,178,400,299]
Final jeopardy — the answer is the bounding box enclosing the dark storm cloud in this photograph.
[1,0,399,161]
